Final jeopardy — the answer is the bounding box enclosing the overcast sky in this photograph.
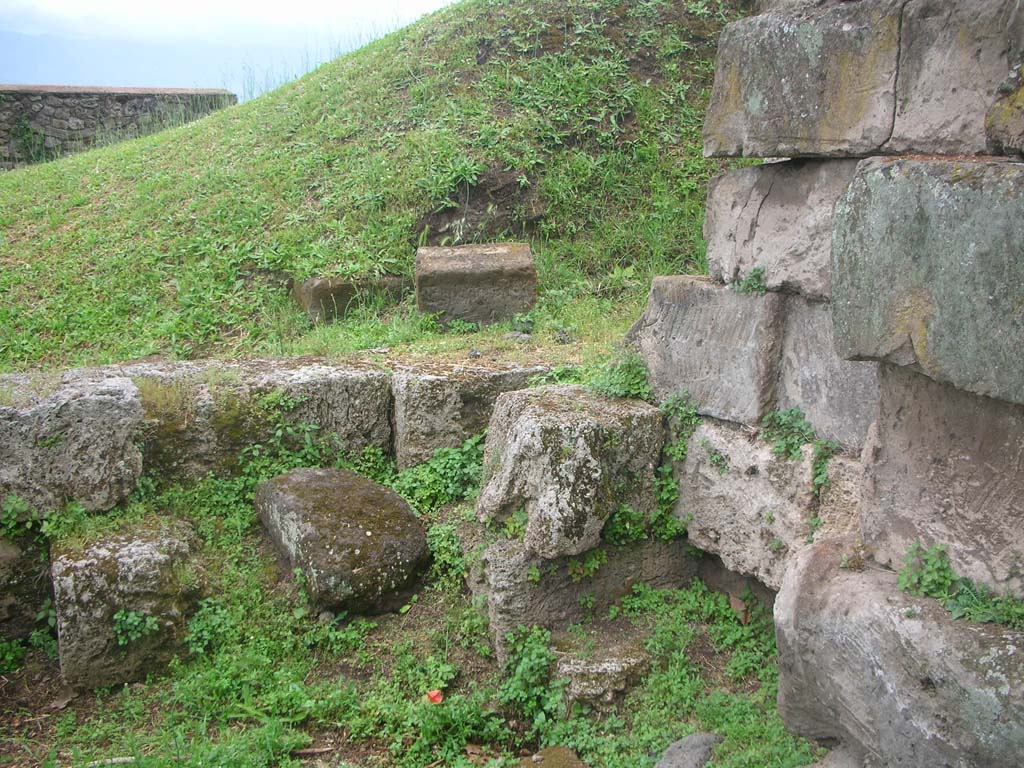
[0,0,455,98]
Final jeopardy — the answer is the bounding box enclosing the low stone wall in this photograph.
[0,85,236,169]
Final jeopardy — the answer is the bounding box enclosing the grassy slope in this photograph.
[0,0,736,372]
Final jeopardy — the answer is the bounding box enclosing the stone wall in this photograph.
[0,85,236,169]
[628,0,1024,764]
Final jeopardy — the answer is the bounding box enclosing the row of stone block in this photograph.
[292,242,538,326]
[704,155,1024,409]
[0,357,549,518]
[703,0,1024,158]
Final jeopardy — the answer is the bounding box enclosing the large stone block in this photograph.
[476,386,664,560]
[832,158,1024,406]
[705,160,859,300]
[391,362,548,470]
[627,276,784,425]
[415,243,537,326]
[703,1,902,158]
[468,534,697,662]
[256,468,429,614]
[776,540,1024,767]
[0,373,144,514]
[888,0,1021,154]
[677,421,860,590]
[861,365,1024,596]
[777,297,879,451]
[51,519,203,688]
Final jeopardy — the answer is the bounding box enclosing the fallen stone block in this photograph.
[833,158,1024,406]
[678,421,860,590]
[256,468,429,613]
[51,519,203,688]
[627,276,784,425]
[0,373,144,514]
[0,535,51,639]
[655,732,722,768]
[292,274,409,324]
[776,539,1024,767]
[703,1,902,158]
[861,365,1024,597]
[391,361,548,470]
[888,0,1021,154]
[705,160,858,300]
[468,534,697,662]
[555,631,650,709]
[415,242,537,326]
[987,65,1024,156]
[124,359,392,479]
[476,385,663,560]
[777,297,879,451]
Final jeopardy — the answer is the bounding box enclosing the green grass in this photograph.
[0,0,739,372]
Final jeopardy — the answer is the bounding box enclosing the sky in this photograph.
[0,0,456,99]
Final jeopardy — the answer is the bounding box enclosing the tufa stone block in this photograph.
[415,242,537,326]
[627,276,784,426]
[832,158,1024,406]
[861,365,1024,597]
[291,274,409,324]
[704,160,859,300]
[777,297,879,452]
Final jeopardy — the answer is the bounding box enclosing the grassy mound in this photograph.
[0,0,740,371]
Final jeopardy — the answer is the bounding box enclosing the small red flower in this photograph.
[426,689,443,704]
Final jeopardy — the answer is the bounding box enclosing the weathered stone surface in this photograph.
[833,158,1024,406]
[703,1,902,158]
[469,535,697,662]
[392,362,548,470]
[555,633,650,708]
[777,297,879,451]
[987,64,1024,156]
[628,276,784,426]
[861,365,1024,596]
[51,519,203,688]
[0,535,51,639]
[655,732,722,768]
[889,0,1021,154]
[124,359,392,479]
[0,374,144,514]
[678,421,860,590]
[476,386,664,560]
[415,243,537,326]
[256,468,428,613]
[705,160,858,300]
[776,539,1024,767]
[292,274,409,324]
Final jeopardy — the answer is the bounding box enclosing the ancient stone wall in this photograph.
[629,0,1024,764]
[0,85,236,169]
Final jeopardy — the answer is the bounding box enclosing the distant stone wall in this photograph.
[0,85,236,169]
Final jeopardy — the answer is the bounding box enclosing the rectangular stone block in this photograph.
[627,276,784,425]
[392,362,549,469]
[777,297,879,451]
[862,365,1024,596]
[705,160,859,300]
[703,1,902,158]
[832,158,1024,406]
[292,274,409,324]
[415,243,537,326]
[888,0,1021,154]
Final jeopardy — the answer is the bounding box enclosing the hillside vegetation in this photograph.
[0,0,740,372]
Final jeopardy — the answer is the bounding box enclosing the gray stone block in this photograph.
[705,160,859,300]
[777,297,879,451]
[392,362,548,469]
[832,158,1024,406]
[655,732,722,768]
[861,365,1024,597]
[415,243,537,326]
[627,276,784,425]
[703,1,902,158]
[291,274,409,324]
[776,539,1024,767]
[678,421,860,590]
